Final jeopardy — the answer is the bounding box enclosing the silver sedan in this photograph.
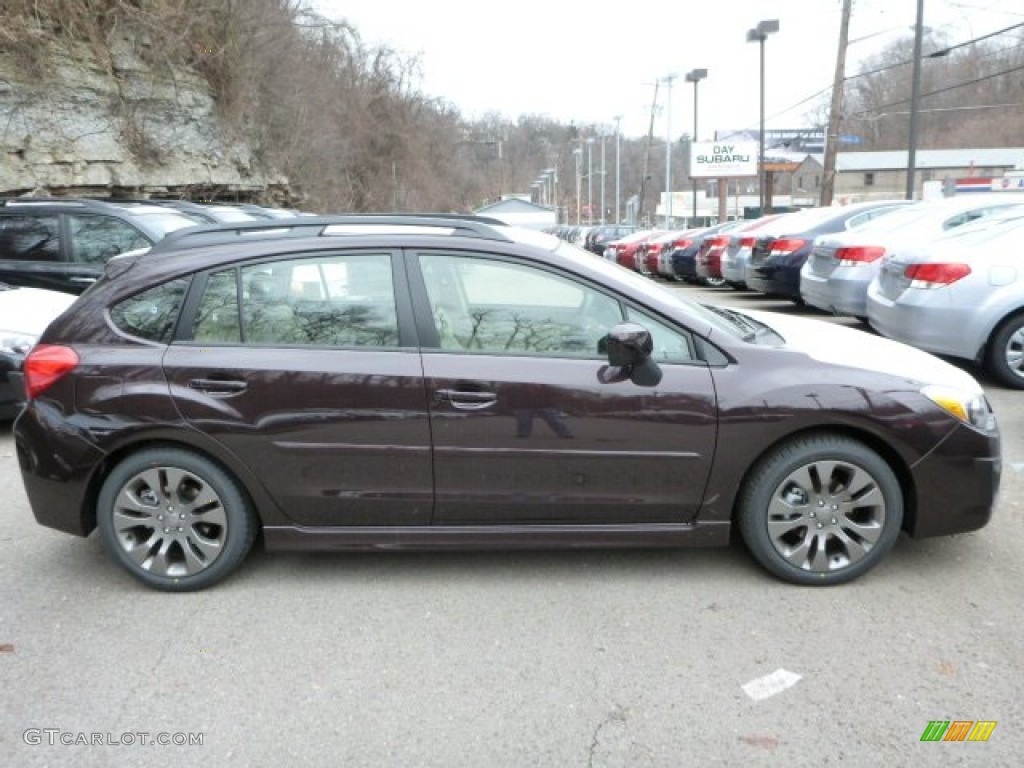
[866,210,1024,387]
[802,195,1024,319]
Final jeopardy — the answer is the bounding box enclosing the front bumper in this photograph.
[907,422,1000,538]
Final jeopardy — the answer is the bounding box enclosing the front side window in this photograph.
[419,254,623,357]
[625,307,694,363]
[109,278,189,343]
[192,253,399,347]
[69,215,150,264]
[0,215,60,261]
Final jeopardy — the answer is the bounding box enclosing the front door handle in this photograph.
[435,388,497,410]
[188,378,248,396]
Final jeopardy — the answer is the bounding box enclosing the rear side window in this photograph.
[191,254,400,347]
[109,278,189,343]
[68,215,150,264]
[0,215,61,261]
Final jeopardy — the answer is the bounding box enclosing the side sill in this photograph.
[262,522,730,552]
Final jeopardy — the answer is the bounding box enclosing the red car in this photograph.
[611,230,660,272]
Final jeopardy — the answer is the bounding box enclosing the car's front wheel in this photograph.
[737,435,903,585]
[97,447,258,591]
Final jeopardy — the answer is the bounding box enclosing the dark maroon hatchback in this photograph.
[15,216,1000,590]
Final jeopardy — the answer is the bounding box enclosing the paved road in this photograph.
[2,282,1021,767]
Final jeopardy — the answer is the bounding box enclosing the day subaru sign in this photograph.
[690,142,759,178]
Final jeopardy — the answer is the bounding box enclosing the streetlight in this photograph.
[586,138,595,225]
[663,73,678,228]
[613,115,622,225]
[747,18,779,216]
[573,147,583,224]
[600,130,607,225]
[685,68,707,223]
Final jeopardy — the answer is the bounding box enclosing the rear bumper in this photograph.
[15,402,106,536]
[800,271,869,317]
[0,354,26,421]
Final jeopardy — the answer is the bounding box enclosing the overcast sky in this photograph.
[309,0,1022,140]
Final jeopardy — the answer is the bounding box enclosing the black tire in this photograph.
[985,314,1024,389]
[96,447,258,591]
[737,435,903,586]
[700,276,727,288]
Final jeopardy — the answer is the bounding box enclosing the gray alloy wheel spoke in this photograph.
[136,468,168,501]
[769,458,887,574]
[831,529,868,564]
[809,534,831,571]
[162,467,196,503]
[124,531,160,565]
[186,528,223,561]
[192,504,228,528]
[1006,330,1024,372]
[767,516,806,541]
[114,486,159,518]
[839,516,884,545]
[147,538,176,576]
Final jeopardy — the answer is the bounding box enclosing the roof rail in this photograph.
[0,196,118,210]
[146,214,513,254]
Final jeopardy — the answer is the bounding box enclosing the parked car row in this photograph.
[607,194,1024,388]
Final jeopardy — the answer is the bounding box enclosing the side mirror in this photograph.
[597,323,663,387]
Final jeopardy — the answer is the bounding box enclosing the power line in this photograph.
[852,62,1024,116]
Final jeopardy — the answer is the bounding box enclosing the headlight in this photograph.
[922,385,997,432]
[0,332,38,356]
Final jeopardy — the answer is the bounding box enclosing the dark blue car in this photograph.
[745,201,911,302]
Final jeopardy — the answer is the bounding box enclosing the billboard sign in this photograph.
[690,142,759,178]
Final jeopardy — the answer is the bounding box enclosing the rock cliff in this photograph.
[0,34,288,200]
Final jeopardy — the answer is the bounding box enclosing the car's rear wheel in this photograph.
[97,447,257,591]
[737,435,903,585]
[986,314,1024,389]
[700,275,727,288]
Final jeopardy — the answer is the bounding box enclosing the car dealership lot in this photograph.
[2,286,1022,766]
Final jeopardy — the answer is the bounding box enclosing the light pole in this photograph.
[600,130,607,225]
[747,19,779,216]
[614,115,622,225]
[586,138,595,225]
[685,68,707,224]
[663,73,678,228]
[574,147,582,224]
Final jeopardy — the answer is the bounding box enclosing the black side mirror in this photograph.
[597,323,663,387]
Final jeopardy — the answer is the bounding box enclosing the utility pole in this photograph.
[906,0,925,200]
[821,0,852,206]
[614,115,622,225]
[663,73,678,228]
[637,80,660,228]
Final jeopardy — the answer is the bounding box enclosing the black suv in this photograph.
[0,198,202,294]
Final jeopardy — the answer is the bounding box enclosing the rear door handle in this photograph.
[188,378,248,396]
[435,388,497,410]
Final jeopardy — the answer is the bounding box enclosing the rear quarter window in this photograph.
[109,277,189,343]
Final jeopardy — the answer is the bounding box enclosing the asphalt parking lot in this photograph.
[2,283,1022,767]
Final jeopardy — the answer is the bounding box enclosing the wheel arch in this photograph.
[727,425,918,534]
[81,435,275,536]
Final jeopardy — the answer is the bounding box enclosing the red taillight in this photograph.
[769,238,808,254]
[673,238,693,249]
[23,344,79,399]
[708,235,731,248]
[739,236,757,248]
[904,263,972,287]
[836,245,886,264]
